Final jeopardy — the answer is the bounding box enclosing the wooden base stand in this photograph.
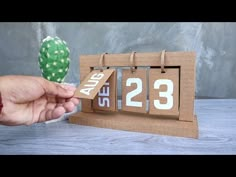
[69,112,198,139]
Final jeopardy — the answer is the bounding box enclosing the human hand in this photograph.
[0,75,79,126]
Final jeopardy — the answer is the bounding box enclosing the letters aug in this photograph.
[80,73,104,96]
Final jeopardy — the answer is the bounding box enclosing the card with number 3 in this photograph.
[149,68,179,117]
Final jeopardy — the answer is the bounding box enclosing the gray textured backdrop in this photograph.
[0,22,235,98]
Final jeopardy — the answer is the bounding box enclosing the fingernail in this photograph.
[67,90,75,95]
[65,85,76,91]
[61,84,76,91]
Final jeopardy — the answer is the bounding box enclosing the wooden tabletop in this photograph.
[0,99,235,154]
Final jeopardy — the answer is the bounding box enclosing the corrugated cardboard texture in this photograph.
[149,68,179,117]
[93,70,117,112]
[69,112,198,138]
[74,69,115,99]
[122,69,147,113]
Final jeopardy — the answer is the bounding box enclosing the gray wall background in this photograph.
[0,22,235,98]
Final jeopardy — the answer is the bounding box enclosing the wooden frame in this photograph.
[69,52,198,138]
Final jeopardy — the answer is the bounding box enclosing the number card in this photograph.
[149,68,179,117]
[93,70,117,112]
[74,69,115,99]
[122,69,147,113]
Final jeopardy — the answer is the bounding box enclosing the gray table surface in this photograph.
[0,99,235,155]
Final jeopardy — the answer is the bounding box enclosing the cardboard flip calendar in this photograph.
[69,51,198,138]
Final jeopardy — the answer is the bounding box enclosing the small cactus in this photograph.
[38,36,70,83]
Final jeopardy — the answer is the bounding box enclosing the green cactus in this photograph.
[38,36,70,83]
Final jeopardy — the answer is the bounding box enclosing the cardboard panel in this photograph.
[93,70,117,112]
[69,112,198,139]
[78,52,195,122]
[149,68,179,117]
[122,69,147,113]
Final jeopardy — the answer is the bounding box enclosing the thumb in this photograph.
[41,79,76,98]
